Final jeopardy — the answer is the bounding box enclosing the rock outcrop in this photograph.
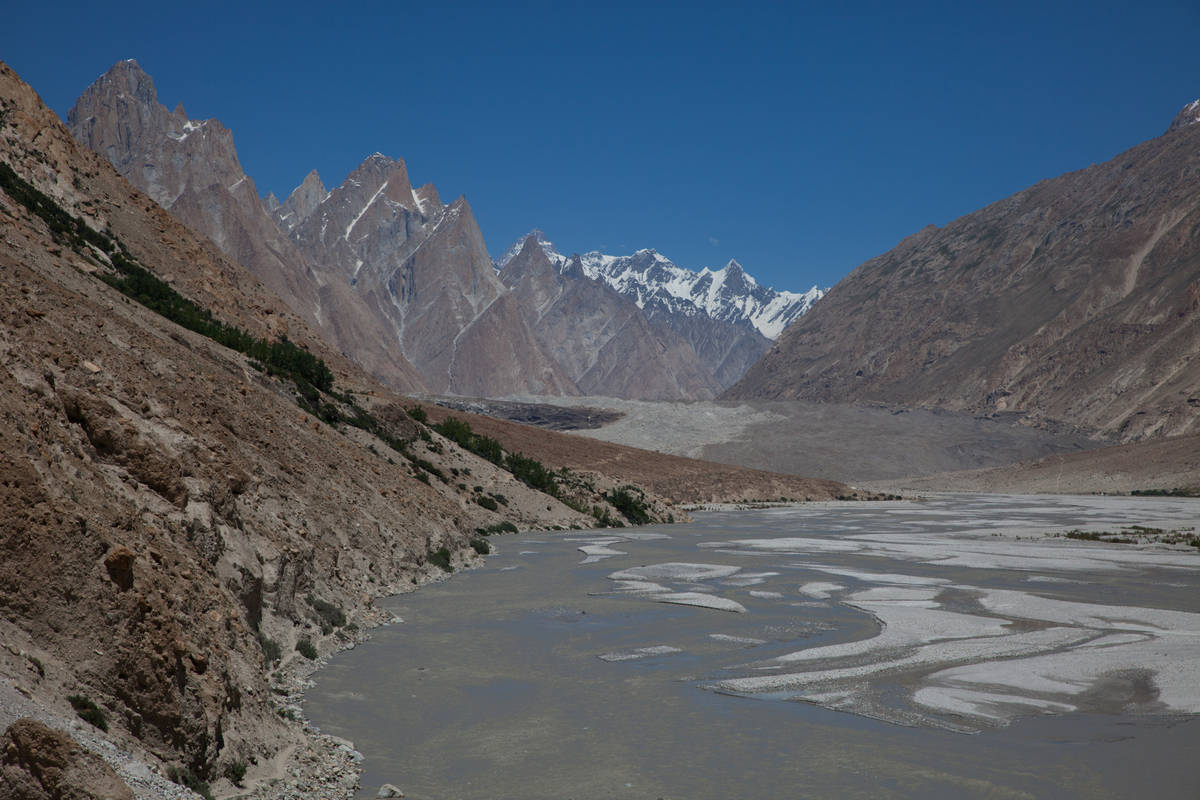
[284,157,579,395]
[1,718,134,800]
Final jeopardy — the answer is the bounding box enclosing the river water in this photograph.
[305,494,1200,799]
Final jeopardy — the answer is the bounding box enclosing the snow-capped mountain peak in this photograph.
[497,231,823,340]
[494,228,563,272]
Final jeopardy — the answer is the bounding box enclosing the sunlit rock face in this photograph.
[68,60,430,392]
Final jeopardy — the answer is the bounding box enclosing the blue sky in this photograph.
[4,1,1198,292]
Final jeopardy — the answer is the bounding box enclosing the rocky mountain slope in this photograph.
[67,60,429,395]
[497,230,823,389]
[66,62,722,400]
[277,153,579,396]
[1,59,852,799]
[726,102,1200,442]
[0,56,592,797]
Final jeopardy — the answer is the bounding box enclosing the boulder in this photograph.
[0,717,134,800]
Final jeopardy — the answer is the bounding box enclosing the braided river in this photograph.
[306,494,1200,799]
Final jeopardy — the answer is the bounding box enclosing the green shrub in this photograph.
[505,452,558,496]
[295,638,317,660]
[167,766,213,800]
[470,538,491,555]
[433,417,504,465]
[307,596,346,633]
[606,486,650,525]
[475,495,498,511]
[429,546,454,572]
[591,505,622,528]
[407,456,446,482]
[476,521,518,535]
[225,759,248,786]
[405,405,428,423]
[67,695,107,731]
[258,633,281,665]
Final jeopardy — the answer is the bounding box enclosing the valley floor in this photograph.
[480,395,1100,483]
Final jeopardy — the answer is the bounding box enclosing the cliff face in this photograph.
[292,172,580,395]
[726,110,1200,442]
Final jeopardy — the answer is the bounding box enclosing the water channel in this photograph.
[306,494,1200,799]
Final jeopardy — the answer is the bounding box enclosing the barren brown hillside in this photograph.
[727,110,1200,443]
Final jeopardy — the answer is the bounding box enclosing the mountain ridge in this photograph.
[497,230,823,389]
[67,59,431,394]
[69,60,828,400]
[496,229,823,339]
[725,102,1200,442]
